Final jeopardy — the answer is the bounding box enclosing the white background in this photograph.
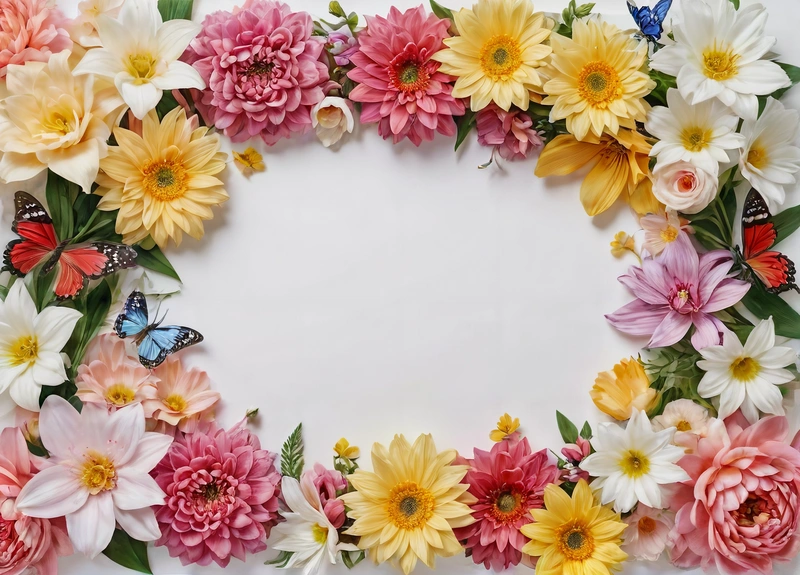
[2,0,800,574]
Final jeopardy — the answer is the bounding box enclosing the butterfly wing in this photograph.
[114,291,150,339]
[3,192,58,276]
[52,243,138,299]
[138,326,203,369]
[627,0,642,21]
[652,0,673,21]
[741,189,799,294]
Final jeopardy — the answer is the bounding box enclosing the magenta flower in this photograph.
[476,104,544,161]
[606,234,750,350]
[454,437,561,570]
[347,5,465,146]
[151,420,282,567]
[184,0,329,145]
[326,28,358,67]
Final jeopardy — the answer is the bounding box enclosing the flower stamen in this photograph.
[8,335,38,367]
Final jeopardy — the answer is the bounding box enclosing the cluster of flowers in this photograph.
[0,0,799,574]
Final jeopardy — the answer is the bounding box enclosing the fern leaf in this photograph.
[281,423,304,479]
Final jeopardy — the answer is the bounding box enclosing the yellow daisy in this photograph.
[541,17,654,141]
[432,0,552,111]
[521,480,628,575]
[340,434,475,574]
[534,129,660,216]
[95,107,229,248]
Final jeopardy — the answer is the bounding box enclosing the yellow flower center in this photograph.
[311,523,328,545]
[387,481,435,530]
[126,53,157,83]
[105,383,136,406]
[680,127,713,152]
[676,419,692,432]
[731,356,760,381]
[747,145,769,170]
[638,516,657,534]
[480,35,522,80]
[677,289,689,302]
[556,522,595,561]
[660,225,679,243]
[317,106,344,129]
[164,393,187,412]
[44,113,73,136]
[143,160,188,201]
[80,451,116,495]
[702,46,739,81]
[8,335,38,367]
[619,449,650,478]
[578,61,622,108]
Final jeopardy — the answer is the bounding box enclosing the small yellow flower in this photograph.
[233,147,265,176]
[490,413,520,442]
[334,438,360,460]
[610,231,636,258]
[591,357,657,421]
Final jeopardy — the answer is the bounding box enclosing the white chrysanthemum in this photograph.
[580,410,689,513]
[697,317,796,423]
[739,97,800,209]
[650,0,790,119]
[646,88,743,176]
[0,282,82,412]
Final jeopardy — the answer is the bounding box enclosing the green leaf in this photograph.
[62,280,112,379]
[155,90,181,120]
[773,204,800,245]
[328,1,346,18]
[281,423,304,479]
[341,550,366,569]
[574,2,595,18]
[742,282,800,339]
[646,70,677,107]
[45,170,77,242]
[429,0,453,21]
[454,109,476,152]
[729,0,739,8]
[771,62,800,100]
[555,411,579,444]
[102,529,152,574]
[266,550,294,568]
[133,245,181,282]
[579,421,592,440]
[157,0,193,21]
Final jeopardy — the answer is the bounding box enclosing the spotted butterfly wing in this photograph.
[628,0,672,41]
[740,189,799,294]
[115,290,204,369]
[3,192,138,299]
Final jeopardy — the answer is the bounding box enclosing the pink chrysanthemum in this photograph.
[0,0,71,78]
[151,420,282,567]
[184,0,329,145]
[477,104,544,161]
[347,5,464,145]
[454,436,561,570]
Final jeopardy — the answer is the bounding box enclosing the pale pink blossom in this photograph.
[302,464,347,529]
[606,233,750,350]
[623,504,672,561]
[326,27,358,67]
[560,436,591,483]
[640,210,692,257]
[0,0,71,78]
[476,104,544,161]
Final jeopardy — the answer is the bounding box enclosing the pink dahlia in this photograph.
[0,0,71,78]
[476,104,544,161]
[151,420,282,567]
[670,415,800,574]
[0,427,72,575]
[184,0,329,145]
[347,6,465,145]
[454,436,561,570]
[606,233,750,350]
[302,463,347,529]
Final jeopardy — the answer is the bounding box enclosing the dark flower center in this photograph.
[202,483,221,502]
[399,496,419,516]
[246,59,275,78]
[496,491,517,513]
[733,495,773,527]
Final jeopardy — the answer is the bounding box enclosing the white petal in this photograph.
[74,48,121,79]
[718,383,746,420]
[112,469,165,510]
[9,377,42,412]
[747,377,785,416]
[756,346,797,369]
[16,465,88,517]
[34,307,82,352]
[117,78,161,120]
[282,477,325,524]
[125,432,173,472]
[67,493,116,559]
[104,402,146,466]
[31,352,68,385]
[744,318,776,356]
[150,60,205,91]
[697,369,732,398]
[114,507,161,542]
[39,395,82,459]
[156,19,201,62]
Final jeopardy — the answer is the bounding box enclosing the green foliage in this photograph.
[102,529,152,574]
[430,0,454,21]
[643,344,713,417]
[134,245,181,282]
[454,109,476,152]
[341,550,366,569]
[157,0,193,21]
[689,168,737,250]
[729,0,739,8]
[556,1,595,37]
[646,70,677,107]
[579,421,592,440]
[742,282,800,339]
[45,171,78,242]
[281,423,305,479]
[771,62,800,101]
[773,204,800,246]
[555,411,579,444]
[62,280,113,382]
[266,551,294,568]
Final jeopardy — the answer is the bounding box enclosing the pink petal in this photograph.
[38,395,82,460]
[691,313,724,349]
[702,279,750,313]
[606,300,670,336]
[649,311,693,348]
[16,465,88,518]
[66,492,116,559]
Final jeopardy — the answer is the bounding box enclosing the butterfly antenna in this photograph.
[155,307,170,328]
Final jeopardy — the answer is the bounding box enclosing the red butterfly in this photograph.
[3,191,138,299]
[740,188,799,294]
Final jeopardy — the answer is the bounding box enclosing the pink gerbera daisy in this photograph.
[347,5,465,145]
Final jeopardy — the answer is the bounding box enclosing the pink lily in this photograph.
[606,234,750,350]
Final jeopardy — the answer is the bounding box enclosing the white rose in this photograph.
[311,97,354,148]
[652,161,718,214]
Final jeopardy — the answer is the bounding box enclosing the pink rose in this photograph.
[302,463,347,529]
[652,161,718,214]
[476,103,544,161]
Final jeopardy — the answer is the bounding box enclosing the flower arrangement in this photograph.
[0,0,799,574]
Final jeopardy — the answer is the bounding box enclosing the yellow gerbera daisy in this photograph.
[534,129,661,216]
[95,107,229,248]
[432,0,552,111]
[340,434,475,574]
[541,17,654,141]
[521,480,627,575]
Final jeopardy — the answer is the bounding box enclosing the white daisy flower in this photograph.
[739,97,800,209]
[697,317,796,423]
[646,89,744,176]
[650,0,790,119]
[580,410,689,513]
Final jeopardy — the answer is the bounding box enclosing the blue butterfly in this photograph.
[114,290,203,369]
[628,0,672,42]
